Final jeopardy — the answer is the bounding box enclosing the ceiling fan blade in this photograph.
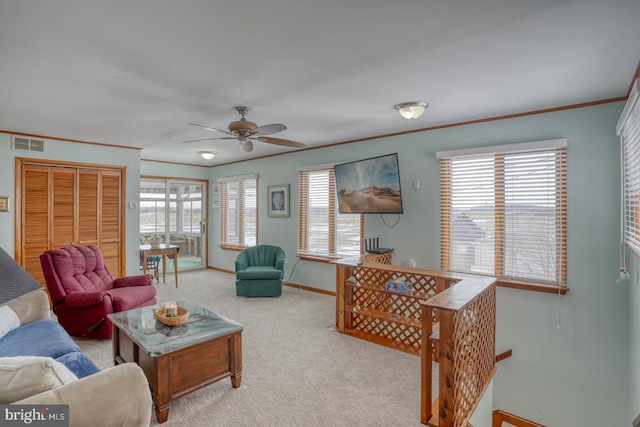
[182,136,239,143]
[182,137,220,143]
[253,123,286,136]
[257,136,305,148]
[188,122,234,136]
[239,139,254,152]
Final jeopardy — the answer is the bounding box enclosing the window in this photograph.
[139,179,206,269]
[219,175,257,249]
[438,140,567,290]
[140,180,166,236]
[619,79,640,258]
[298,168,362,259]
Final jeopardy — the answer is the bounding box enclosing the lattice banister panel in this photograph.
[421,274,497,427]
[342,264,443,355]
[450,284,496,427]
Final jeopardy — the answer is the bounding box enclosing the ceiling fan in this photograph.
[184,106,305,152]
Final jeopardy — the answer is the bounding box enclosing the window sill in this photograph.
[220,244,248,252]
[297,254,340,264]
[497,279,568,295]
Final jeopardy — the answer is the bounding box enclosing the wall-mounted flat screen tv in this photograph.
[334,153,404,214]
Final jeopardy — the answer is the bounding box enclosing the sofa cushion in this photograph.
[0,247,41,305]
[0,305,20,339]
[0,318,81,360]
[0,318,99,378]
[0,356,78,403]
[236,266,283,280]
[1,291,50,328]
[55,352,100,379]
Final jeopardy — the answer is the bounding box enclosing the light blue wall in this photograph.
[209,102,630,426]
[140,160,210,180]
[0,133,143,275]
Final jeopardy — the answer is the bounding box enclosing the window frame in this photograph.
[218,175,258,251]
[438,140,568,294]
[298,167,363,261]
[619,79,640,259]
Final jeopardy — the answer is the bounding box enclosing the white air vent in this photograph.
[12,136,45,152]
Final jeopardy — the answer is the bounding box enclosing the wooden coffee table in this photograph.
[108,300,243,423]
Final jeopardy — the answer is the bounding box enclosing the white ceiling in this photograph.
[1,1,639,166]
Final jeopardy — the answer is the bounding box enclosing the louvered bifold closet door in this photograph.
[99,170,122,275]
[22,165,50,287]
[77,168,100,247]
[19,162,125,287]
[51,167,76,248]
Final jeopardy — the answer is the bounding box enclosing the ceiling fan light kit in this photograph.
[185,106,305,153]
[198,151,217,160]
[394,101,428,119]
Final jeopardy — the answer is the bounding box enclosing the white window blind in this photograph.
[439,140,567,286]
[219,176,257,249]
[619,79,640,257]
[298,168,362,258]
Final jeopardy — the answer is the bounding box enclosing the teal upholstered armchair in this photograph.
[235,245,285,297]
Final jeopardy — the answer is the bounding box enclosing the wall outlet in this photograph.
[285,262,289,269]
[620,268,630,280]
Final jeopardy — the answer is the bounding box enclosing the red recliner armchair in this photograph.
[40,245,157,339]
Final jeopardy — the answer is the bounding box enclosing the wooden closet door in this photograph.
[21,165,50,287]
[51,167,76,248]
[77,168,100,246]
[19,161,125,286]
[99,170,122,275]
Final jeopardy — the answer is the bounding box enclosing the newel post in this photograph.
[420,303,434,424]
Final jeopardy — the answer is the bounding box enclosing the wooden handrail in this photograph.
[492,410,546,427]
[495,349,512,363]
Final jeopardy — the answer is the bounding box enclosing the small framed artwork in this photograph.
[267,184,289,217]
[0,196,9,212]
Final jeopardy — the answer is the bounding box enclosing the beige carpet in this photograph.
[75,269,431,427]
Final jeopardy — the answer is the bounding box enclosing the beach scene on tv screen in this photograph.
[335,154,403,213]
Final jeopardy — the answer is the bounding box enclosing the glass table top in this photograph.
[108,300,243,357]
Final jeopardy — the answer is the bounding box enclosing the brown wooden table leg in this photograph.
[155,405,169,424]
[231,331,242,387]
[231,372,242,388]
[154,356,171,423]
[173,248,179,288]
[161,254,166,283]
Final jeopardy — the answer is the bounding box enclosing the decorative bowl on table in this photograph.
[148,234,162,249]
[155,306,189,326]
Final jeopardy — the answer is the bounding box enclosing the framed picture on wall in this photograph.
[267,184,289,217]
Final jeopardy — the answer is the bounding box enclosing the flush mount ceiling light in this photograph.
[198,151,217,160]
[394,101,429,120]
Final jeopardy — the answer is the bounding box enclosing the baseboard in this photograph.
[283,282,336,296]
[206,267,336,296]
[207,266,234,274]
